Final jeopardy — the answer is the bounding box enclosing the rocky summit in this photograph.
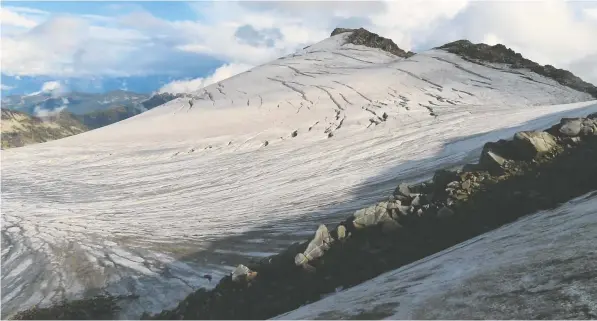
[438,40,597,98]
[331,27,415,58]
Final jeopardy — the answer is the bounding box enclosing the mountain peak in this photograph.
[437,39,597,98]
[330,27,415,58]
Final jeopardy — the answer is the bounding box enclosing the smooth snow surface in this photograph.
[2,32,597,318]
[275,192,597,320]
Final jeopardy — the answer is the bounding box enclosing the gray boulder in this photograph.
[231,264,257,282]
[559,119,582,136]
[295,224,334,268]
[394,183,411,197]
[512,131,558,160]
[353,202,393,228]
[479,149,508,173]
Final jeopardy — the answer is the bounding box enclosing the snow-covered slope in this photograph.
[2,32,596,318]
[275,192,597,320]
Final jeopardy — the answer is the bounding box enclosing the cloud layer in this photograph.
[2,1,597,85]
[158,63,252,94]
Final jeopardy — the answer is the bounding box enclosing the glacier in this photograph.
[2,31,597,318]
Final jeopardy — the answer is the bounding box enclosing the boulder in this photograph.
[231,264,258,282]
[461,179,472,190]
[479,149,508,173]
[512,131,558,160]
[336,225,348,240]
[411,195,422,207]
[394,183,411,197]
[353,202,393,228]
[294,224,333,269]
[559,118,582,136]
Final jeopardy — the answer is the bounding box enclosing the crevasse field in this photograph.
[2,32,597,318]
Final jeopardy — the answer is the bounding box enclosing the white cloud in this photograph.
[420,0,597,84]
[1,84,15,91]
[158,63,253,94]
[41,81,63,93]
[584,7,597,21]
[33,105,67,118]
[0,7,39,28]
[27,81,68,97]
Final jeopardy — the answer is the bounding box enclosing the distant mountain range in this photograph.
[1,91,182,148]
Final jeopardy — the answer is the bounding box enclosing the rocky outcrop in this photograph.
[74,105,144,130]
[331,27,415,58]
[140,113,597,320]
[1,109,88,149]
[142,92,184,110]
[437,40,597,98]
[1,93,181,148]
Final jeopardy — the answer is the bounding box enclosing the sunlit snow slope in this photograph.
[2,32,597,318]
[275,192,597,320]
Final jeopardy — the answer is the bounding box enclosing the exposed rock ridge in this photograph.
[438,40,597,98]
[12,114,597,319]
[142,92,186,110]
[1,109,88,149]
[1,93,182,148]
[331,27,415,58]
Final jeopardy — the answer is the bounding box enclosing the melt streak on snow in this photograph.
[275,192,597,320]
[2,32,597,318]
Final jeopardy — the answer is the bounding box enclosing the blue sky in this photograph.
[9,1,200,21]
[1,1,597,96]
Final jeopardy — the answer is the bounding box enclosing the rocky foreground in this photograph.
[11,113,597,320]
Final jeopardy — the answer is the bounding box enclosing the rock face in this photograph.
[1,109,88,149]
[512,131,559,160]
[125,113,597,320]
[74,105,145,130]
[331,27,415,58]
[1,93,182,147]
[437,40,597,98]
[141,92,184,110]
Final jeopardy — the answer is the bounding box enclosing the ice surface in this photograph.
[2,34,597,318]
[275,192,597,320]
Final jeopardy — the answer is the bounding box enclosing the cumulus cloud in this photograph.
[1,84,15,91]
[0,7,39,28]
[158,63,253,94]
[27,81,68,97]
